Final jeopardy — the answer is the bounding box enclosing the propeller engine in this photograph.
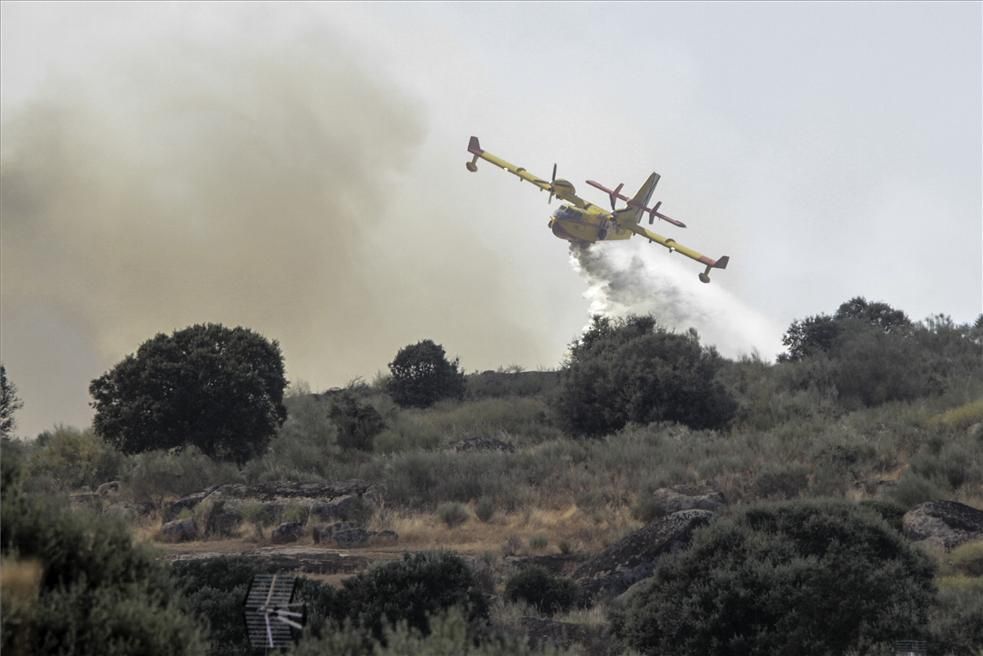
[546,163,576,204]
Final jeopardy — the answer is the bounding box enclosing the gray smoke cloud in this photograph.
[569,241,785,359]
[0,27,557,435]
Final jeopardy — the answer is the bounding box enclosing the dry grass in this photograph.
[0,559,42,605]
[370,504,638,555]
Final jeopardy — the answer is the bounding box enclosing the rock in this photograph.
[451,436,516,453]
[271,521,305,544]
[903,500,983,551]
[333,527,370,548]
[310,494,368,523]
[160,518,199,543]
[644,485,725,518]
[573,509,714,601]
[97,481,121,496]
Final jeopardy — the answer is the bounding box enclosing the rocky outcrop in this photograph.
[573,509,714,601]
[903,500,983,551]
[642,485,725,518]
[271,521,305,544]
[160,518,199,543]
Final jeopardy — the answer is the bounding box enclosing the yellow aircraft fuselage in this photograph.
[548,204,632,245]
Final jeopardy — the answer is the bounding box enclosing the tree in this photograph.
[328,389,385,451]
[553,316,736,437]
[89,324,287,462]
[0,365,24,439]
[615,500,936,656]
[779,296,911,362]
[386,340,466,408]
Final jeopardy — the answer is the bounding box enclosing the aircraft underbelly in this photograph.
[550,218,631,243]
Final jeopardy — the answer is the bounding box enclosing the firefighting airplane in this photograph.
[465,136,729,283]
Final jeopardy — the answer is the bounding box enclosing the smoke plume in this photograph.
[569,242,784,359]
[0,26,555,434]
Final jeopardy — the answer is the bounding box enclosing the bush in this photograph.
[90,323,287,462]
[292,607,577,656]
[329,389,385,451]
[553,315,737,437]
[926,586,983,656]
[614,499,936,656]
[27,425,126,490]
[387,340,466,408]
[125,447,240,510]
[318,552,489,641]
[437,502,470,528]
[505,567,578,616]
[475,497,496,523]
[1,470,206,655]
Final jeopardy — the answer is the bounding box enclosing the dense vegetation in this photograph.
[613,499,936,655]
[2,297,981,655]
[89,324,287,462]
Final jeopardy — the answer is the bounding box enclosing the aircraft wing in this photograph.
[627,223,730,283]
[466,136,590,208]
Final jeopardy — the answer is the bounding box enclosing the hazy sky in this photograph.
[2,2,980,437]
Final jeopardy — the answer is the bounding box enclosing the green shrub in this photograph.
[614,499,936,656]
[505,567,578,616]
[125,447,240,510]
[1,475,206,655]
[528,534,549,551]
[475,497,496,523]
[387,340,466,409]
[888,471,948,509]
[858,498,907,533]
[752,462,810,500]
[292,607,577,655]
[329,389,386,452]
[27,425,127,491]
[553,315,737,437]
[437,502,469,528]
[317,552,489,641]
[926,586,983,656]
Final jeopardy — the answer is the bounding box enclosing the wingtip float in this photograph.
[465,135,730,284]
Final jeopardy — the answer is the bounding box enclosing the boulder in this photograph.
[573,509,714,601]
[160,518,199,543]
[903,500,983,551]
[644,485,725,517]
[271,521,305,544]
[333,526,370,548]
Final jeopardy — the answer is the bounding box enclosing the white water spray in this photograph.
[569,241,784,360]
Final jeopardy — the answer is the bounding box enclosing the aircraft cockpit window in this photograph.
[554,207,578,221]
